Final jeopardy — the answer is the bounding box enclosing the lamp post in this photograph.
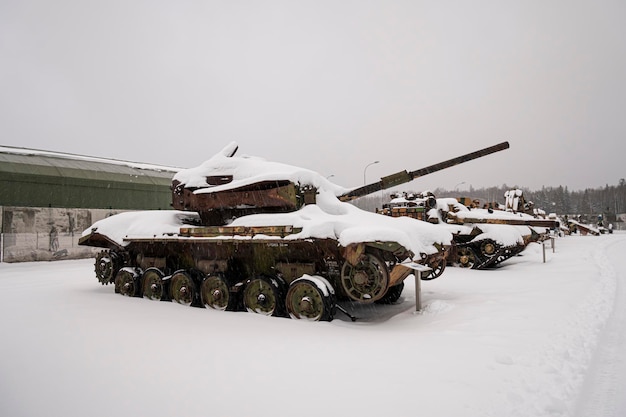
[454,182,466,191]
[364,161,379,185]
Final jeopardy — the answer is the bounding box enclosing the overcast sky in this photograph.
[1,0,624,193]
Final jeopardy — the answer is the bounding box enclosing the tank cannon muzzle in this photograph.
[339,141,510,202]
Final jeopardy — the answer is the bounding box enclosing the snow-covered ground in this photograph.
[1,233,624,417]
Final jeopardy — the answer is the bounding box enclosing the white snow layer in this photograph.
[172,141,350,195]
[82,143,554,257]
[83,143,453,257]
[82,210,200,246]
[0,144,180,173]
[1,233,624,417]
[436,197,549,246]
[82,202,451,257]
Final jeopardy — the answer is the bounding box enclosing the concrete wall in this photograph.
[1,206,124,263]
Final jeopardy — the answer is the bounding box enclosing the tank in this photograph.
[79,142,506,321]
[442,196,557,268]
[380,191,558,269]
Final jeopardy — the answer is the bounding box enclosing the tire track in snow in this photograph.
[494,236,619,417]
[574,235,626,417]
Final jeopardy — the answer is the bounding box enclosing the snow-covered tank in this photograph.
[440,198,557,268]
[380,192,557,269]
[79,142,505,321]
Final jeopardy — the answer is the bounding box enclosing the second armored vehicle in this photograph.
[380,191,557,269]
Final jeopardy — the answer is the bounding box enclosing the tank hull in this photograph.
[80,226,419,321]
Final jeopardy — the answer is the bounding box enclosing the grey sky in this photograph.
[1,0,624,193]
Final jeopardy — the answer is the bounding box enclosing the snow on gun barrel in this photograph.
[79,141,507,321]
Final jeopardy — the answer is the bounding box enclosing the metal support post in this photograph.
[399,261,431,312]
[408,264,431,312]
[415,272,422,311]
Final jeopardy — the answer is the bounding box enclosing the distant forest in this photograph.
[352,178,626,224]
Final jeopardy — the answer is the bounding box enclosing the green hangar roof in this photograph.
[0,146,180,210]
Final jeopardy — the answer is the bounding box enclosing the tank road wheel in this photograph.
[243,276,286,317]
[480,240,499,257]
[95,250,121,285]
[375,282,404,305]
[115,267,142,297]
[286,277,335,321]
[201,274,236,311]
[142,268,168,301]
[170,270,197,306]
[457,247,477,268]
[340,252,389,303]
[423,257,446,281]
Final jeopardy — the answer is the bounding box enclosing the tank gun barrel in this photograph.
[339,141,510,202]
[446,212,559,228]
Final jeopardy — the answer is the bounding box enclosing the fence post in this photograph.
[415,272,422,311]
[410,264,431,312]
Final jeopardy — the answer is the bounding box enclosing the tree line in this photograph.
[352,179,626,224]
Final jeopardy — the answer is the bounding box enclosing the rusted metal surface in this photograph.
[567,220,601,236]
[179,225,303,238]
[446,213,559,228]
[78,231,125,251]
[342,243,366,266]
[388,263,413,287]
[172,179,298,213]
[380,206,427,221]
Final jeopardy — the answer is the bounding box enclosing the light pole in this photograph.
[454,182,465,191]
[364,161,379,185]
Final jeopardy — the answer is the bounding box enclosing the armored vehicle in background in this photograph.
[79,142,506,321]
[380,191,557,269]
[440,198,556,268]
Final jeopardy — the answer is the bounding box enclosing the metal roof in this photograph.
[0,145,179,184]
[0,145,181,209]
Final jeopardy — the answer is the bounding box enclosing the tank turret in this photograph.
[171,141,510,225]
